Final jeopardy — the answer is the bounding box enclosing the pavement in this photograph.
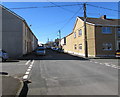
[1,59,31,97]
[0,75,23,97]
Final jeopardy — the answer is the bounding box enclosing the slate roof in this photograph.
[78,17,119,26]
[0,4,38,40]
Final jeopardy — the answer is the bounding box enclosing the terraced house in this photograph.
[1,5,38,58]
[62,15,120,57]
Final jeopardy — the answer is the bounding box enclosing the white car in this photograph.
[0,49,9,61]
[36,47,46,55]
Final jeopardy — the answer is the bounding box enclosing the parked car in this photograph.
[116,50,120,58]
[55,48,59,51]
[46,46,51,49]
[57,48,64,53]
[0,49,9,61]
[51,47,56,50]
[36,47,46,56]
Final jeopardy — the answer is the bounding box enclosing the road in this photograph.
[1,49,119,96]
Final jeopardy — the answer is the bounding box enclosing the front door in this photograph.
[117,42,120,50]
[119,43,120,50]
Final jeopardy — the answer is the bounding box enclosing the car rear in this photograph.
[36,46,46,56]
[116,50,120,58]
[36,50,46,55]
[0,50,9,61]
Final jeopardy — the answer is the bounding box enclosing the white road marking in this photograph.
[111,65,117,67]
[92,61,118,69]
[104,63,111,66]
[25,71,30,75]
[25,60,31,65]
[94,62,98,63]
[28,66,32,69]
[23,75,28,79]
[23,60,35,80]
[111,65,118,68]
[31,60,34,65]
[52,77,58,79]
[27,68,31,71]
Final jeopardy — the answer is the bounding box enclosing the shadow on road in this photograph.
[18,49,88,61]
[19,80,31,97]
[1,60,19,63]
[0,72,8,75]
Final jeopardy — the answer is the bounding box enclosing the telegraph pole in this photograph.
[58,30,61,48]
[83,3,88,57]
[58,30,61,40]
[48,38,49,43]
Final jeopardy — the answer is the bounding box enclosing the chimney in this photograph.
[100,15,107,19]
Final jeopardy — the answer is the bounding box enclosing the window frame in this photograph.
[102,27,112,34]
[102,43,112,51]
[79,44,82,50]
[78,29,82,36]
[74,32,76,38]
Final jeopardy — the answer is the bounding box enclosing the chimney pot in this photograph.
[100,15,106,19]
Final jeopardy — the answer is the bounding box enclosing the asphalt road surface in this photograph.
[27,50,118,96]
[1,49,119,96]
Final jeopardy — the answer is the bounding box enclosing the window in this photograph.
[103,43,112,50]
[25,27,27,36]
[102,27,112,34]
[78,29,82,36]
[118,28,120,38]
[74,32,76,38]
[79,44,82,50]
[25,40,27,52]
[64,37,66,45]
[74,44,77,50]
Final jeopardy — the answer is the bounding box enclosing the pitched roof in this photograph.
[0,4,24,21]
[78,17,119,26]
[0,4,38,40]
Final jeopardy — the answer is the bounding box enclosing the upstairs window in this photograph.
[102,27,112,34]
[103,43,112,50]
[78,29,82,36]
[74,32,76,38]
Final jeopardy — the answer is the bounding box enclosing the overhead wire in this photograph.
[59,6,83,31]
[87,3,120,13]
[9,3,83,11]
[46,0,77,13]
[8,3,119,13]
[47,6,83,38]
[7,3,119,41]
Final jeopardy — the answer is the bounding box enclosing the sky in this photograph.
[1,2,119,43]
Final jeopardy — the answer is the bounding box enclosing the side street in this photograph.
[0,2,120,97]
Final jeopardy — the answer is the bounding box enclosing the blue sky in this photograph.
[2,2,119,43]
